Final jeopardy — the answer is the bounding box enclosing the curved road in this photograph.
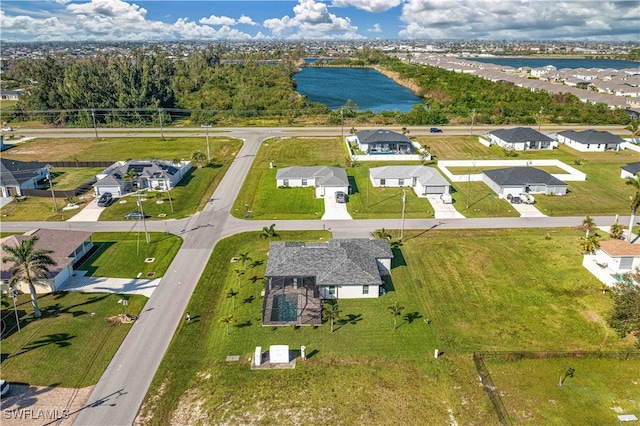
[0,126,630,425]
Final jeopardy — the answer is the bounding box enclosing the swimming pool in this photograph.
[271,293,299,322]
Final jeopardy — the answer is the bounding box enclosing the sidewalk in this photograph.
[67,198,104,222]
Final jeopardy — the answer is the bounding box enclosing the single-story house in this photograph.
[351,129,413,154]
[369,165,451,197]
[0,90,23,101]
[620,162,640,179]
[557,130,624,152]
[276,166,349,198]
[487,127,554,151]
[0,158,50,197]
[93,159,192,196]
[593,239,640,275]
[1,228,94,294]
[482,167,568,198]
[265,238,393,301]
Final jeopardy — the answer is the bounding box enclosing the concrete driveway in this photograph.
[510,201,547,217]
[67,197,105,222]
[0,197,14,209]
[321,195,352,220]
[59,270,160,297]
[427,195,465,219]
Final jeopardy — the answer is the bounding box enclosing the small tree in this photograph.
[373,228,391,241]
[627,173,640,241]
[626,120,640,144]
[558,367,575,387]
[576,215,597,237]
[227,288,239,310]
[124,168,138,190]
[610,223,625,240]
[238,252,252,269]
[219,315,235,335]
[580,233,601,254]
[387,301,405,330]
[1,236,57,318]
[260,223,278,240]
[322,300,341,333]
[191,151,207,168]
[607,272,640,341]
[233,268,245,288]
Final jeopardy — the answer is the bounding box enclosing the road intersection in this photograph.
[1,126,630,425]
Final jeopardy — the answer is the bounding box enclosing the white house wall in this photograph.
[594,250,640,275]
[319,284,379,299]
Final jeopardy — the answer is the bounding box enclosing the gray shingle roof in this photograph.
[483,167,567,187]
[276,166,348,187]
[0,158,49,187]
[490,127,554,143]
[557,130,624,144]
[621,162,640,176]
[265,239,393,287]
[370,165,449,187]
[356,129,411,145]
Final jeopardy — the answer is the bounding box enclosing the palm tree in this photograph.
[233,268,245,288]
[387,301,405,330]
[238,252,252,269]
[1,236,57,318]
[191,151,207,168]
[227,288,239,310]
[626,173,640,241]
[373,228,391,241]
[580,234,601,254]
[322,300,341,333]
[219,315,235,335]
[260,223,278,240]
[124,168,138,191]
[626,120,640,144]
[610,223,625,240]
[576,215,597,237]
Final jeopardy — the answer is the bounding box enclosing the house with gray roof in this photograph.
[0,158,50,197]
[482,167,567,198]
[1,228,94,294]
[487,127,555,151]
[276,166,349,198]
[93,159,192,196]
[352,129,413,154]
[620,162,640,179]
[369,165,451,197]
[557,130,624,152]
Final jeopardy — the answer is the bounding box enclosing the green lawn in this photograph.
[139,227,636,425]
[0,291,146,387]
[0,196,85,221]
[49,167,104,190]
[232,137,349,219]
[78,232,183,278]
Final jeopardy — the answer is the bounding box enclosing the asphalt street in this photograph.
[0,126,630,425]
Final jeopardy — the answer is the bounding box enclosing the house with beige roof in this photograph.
[1,228,94,294]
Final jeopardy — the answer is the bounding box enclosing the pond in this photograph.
[293,67,423,113]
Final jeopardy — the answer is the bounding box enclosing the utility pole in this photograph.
[159,108,164,139]
[538,106,544,132]
[137,192,150,244]
[165,174,174,213]
[47,169,58,211]
[91,108,99,140]
[470,108,476,136]
[340,107,344,143]
[202,124,212,163]
[401,189,406,240]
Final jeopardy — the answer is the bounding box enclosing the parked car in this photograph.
[335,191,347,203]
[0,379,9,397]
[125,211,144,220]
[2,127,13,132]
[510,196,522,204]
[97,192,113,207]
[519,193,535,204]
[430,127,443,133]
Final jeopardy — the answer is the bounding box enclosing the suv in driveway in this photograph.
[335,191,347,203]
[97,192,113,207]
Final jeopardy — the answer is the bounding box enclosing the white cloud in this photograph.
[67,0,147,22]
[368,23,382,32]
[264,0,361,39]
[200,15,236,26]
[238,15,257,26]
[398,0,640,41]
[331,0,403,13]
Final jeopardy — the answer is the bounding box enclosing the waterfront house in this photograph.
[352,129,413,154]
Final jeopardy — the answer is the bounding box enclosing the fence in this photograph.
[473,350,640,425]
[21,161,113,198]
[48,161,114,168]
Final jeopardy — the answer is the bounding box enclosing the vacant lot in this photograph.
[138,228,636,425]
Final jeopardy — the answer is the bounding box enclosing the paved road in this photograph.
[0,126,629,425]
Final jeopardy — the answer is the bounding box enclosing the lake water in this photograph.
[294,67,422,113]
[466,57,640,70]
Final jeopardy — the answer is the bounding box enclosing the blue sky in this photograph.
[1,0,639,42]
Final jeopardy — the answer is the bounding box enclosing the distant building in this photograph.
[482,167,567,198]
[93,159,192,196]
[487,127,554,151]
[0,158,50,197]
[276,166,349,198]
[369,165,451,197]
[557,130,624,152]
[0,90,23,101]
[351,129,413,154]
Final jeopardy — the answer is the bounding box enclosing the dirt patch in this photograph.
[0,384,93,426]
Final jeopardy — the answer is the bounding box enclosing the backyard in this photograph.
[138,227,638,425]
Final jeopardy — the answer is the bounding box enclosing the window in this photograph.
[301,178,307,186]
[328,286,336,295]
[380,179,386,186]
[398,178,404,186]
[362,285,369,295]
[283,179,289,187]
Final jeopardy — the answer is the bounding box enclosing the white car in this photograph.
[1,127,13,132]
[0,379,9,397]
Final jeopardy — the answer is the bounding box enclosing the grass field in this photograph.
[139,228,637,425]
[0,196,84,221]
[49,167,104,190]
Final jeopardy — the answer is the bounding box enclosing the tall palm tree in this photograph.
[238,252,252,269]
[577,215,597,237]
[626,120,640,144]
[387,301,405,330]
[1,236,57,318]
[260,224,278,240]
[233,268,245,288]
[124,168,138,192]
[219,315,235,335]
[227,288,239,310]
[626,173,640,241]
[322,300,341,333]
[191,151,207,168]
